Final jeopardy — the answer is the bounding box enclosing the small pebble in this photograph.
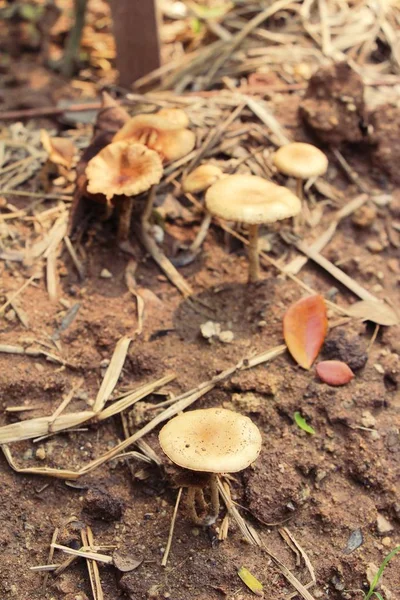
[374,363,385,374]
[36,446,46,461]
[382,537,392,547]
[377,513,394,534]
[367,239,384,253]
[100,268,113,279]
[352,205,376,228]
[361,411,376,428]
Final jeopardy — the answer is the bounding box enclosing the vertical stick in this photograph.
[110,0,161,88]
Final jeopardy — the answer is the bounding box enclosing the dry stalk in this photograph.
[161,487,183,567]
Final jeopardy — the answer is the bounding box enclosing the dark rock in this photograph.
[369,105,400,185]
[299,62,367,145]
[83,487,124,521]
[322,329,368,371]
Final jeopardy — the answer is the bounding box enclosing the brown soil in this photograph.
[1,185,400,600]
[1,7,400,600]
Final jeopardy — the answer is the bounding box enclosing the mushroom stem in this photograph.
[195,488,208,512]
[188,212,212,253]
[186,488,206,526]
[247,223,260,283]
[209,474,220,522]
[118,197,134,241]
[296,178,303,201]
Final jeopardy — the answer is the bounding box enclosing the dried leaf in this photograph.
[283,295,328,369]
[113,551,143,572]
[238,567,264,597]
[346,300,399,326]
[316,360,354,386]
[294,412,315,435]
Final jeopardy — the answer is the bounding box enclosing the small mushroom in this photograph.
[159,408,262,525]
[273,142,328,199]
[86,141,163,240]
[182,164,224,194]
[113,109,195,162]
[205,174,301,283]
[181,164,225,256]
[40,129,76,170]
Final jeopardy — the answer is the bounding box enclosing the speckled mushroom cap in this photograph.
[159,408,262,473]
[113,109,195,162]
[86,141,163,201]
[273,142,328,179]
[205,174,301,224]
[182,164,224,194]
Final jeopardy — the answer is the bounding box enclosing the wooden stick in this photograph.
[161,488,183,567]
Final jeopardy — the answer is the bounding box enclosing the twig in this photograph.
[283,194,368,275]
[161,488,183,567]
[51,543,113,564]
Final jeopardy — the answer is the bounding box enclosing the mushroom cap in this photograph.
[113,109,195,162]
[182,164,224,194]
[157,108,190,129]
[86,141,163,201]
[205,174,301,224]
[41,129,76,169]
[273,142,328,179]
[159,407,262,473]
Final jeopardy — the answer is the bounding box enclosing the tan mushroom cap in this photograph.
[86,141,163,201]
[159,408,262,473]
[182,164,224,194]
[273,142,328,179]
[113,109,195,162]
[205,174,301,224]
[41,129,76,169]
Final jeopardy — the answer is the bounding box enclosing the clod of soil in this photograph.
[369,104,400,185]
[322,328,368,371]
[299,62,367,145]
[83,486,125,521]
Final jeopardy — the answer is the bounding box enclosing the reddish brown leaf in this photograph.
[316,360,354,386]
[283,294,328,369]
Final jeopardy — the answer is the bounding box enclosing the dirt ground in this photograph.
[1,3,400,600]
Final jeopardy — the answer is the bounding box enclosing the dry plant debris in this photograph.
[0,2,400,599]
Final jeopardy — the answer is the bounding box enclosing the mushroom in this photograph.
[113,109,195,163]
[205,174,301,283]
[273,142,328,199]
[86,141,163,240]
[159,407,262,525]
[40,129,76,170]
[182,164,224,194]
[181,164,225,255]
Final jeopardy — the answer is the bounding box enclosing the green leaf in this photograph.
[294,412,315,435]
[19,4,44,22]
[190,18,202,35]
[193,3,232,20]
[365,546,400,600]
[238,567,263,597]
[372,593,384,600]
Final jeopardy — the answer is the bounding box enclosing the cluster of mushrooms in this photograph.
[82,109,330,524]
[84,104,328,282]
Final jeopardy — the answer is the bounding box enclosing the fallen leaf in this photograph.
[346,300,399,326]
[294,411,315,435]
[238,567,264,597]
[316,360,354,386]
[283,295,328,369]
[113,551,143,572]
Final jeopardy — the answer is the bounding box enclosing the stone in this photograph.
[377,513,394,534]
[299,62,367,145]
[361,411,376,428]
[323,329,368,371]
[100,268,113,278]
[83,487,124,521]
